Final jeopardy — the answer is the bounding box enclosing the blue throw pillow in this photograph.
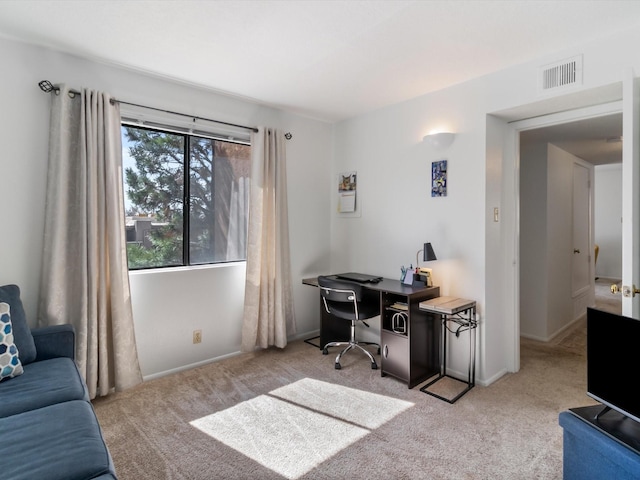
[0,285,36,365]
[0,302,24,381]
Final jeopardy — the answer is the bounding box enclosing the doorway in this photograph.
[518,112,622,345]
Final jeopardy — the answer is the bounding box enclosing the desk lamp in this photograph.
[415,242,437,286]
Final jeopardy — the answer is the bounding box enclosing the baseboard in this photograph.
[142,351,244,381]
[142,329,321,382]
[521,314,585,343]
[520,332,548,342]
[290,329,319,342]
[595,276,621,283]
[478,368,508,387]
[549,314,585,343]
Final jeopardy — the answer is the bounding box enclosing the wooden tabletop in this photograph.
[418,296,476,315]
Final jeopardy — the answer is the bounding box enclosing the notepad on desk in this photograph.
[419,296,475,315]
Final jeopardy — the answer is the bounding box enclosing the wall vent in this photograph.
[538,55,583,94]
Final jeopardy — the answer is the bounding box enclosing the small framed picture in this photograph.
[432,160,447,197]
[338,171,357,213]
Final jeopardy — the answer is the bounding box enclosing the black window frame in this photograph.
[121,121,251,271]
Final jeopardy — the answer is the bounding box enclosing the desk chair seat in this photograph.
[318,276,380,370]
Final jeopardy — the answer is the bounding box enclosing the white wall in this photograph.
[519,142,548,339]
[546,144,585,336]
[594,164,623,279]
[332,25,640,384]
[332,85,489,380]
[0,36,332,378]
[520,143,596,341]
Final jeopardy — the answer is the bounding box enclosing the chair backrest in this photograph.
[317,276,379,321]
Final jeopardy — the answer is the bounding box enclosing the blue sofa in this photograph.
[559,406,640,480]
[0,284,117,480]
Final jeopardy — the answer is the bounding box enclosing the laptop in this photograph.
[335,272,382,283]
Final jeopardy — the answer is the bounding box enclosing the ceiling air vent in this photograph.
[538,55,583,94]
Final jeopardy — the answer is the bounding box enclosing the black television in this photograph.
[587,307,640,423]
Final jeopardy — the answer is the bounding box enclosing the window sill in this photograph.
[128,261,246,276]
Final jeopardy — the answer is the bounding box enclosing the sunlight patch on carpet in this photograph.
[189,378,414,479]
[270,377,414,429]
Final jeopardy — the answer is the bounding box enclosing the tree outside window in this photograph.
[122,125,250,270]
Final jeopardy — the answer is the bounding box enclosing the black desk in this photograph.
[303,275,440,388]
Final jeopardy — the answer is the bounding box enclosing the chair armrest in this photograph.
[32,324,76,361]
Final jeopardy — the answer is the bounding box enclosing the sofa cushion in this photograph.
[0,356,88,417]
[32,324,76,361]
[0,400,116,480]
[0,285,36,365]
[0,302,24,381]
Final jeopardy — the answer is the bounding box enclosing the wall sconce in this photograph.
[423,132,455,150]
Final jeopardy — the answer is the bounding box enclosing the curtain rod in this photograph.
[38,80,263,134]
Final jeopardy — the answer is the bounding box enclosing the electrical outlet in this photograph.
[193,330,202,344]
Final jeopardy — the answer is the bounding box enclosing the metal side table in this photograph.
[418,296,477,404]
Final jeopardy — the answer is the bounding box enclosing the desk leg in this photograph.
[303,299,323,349]
[303,336,321,348]
[319,298,351,350]
[468,306,476,387]
[441,314,447,377]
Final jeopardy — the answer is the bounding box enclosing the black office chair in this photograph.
[318,275,381,370]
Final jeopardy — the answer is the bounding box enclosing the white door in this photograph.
[621,70,640,317]
[572,162,591,297]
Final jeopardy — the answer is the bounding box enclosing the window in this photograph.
[122,124,251,270]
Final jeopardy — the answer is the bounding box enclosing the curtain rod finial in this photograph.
[38,80,55,93]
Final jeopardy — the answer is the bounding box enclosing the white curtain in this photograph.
[38,85,143,399]
[241,128,296,351]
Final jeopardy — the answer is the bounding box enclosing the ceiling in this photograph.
[521,113,623,166]
[0,0,635,164]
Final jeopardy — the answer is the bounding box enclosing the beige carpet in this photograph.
[92,280,621,479]
[92,307,611,480]
[549,278,621,355]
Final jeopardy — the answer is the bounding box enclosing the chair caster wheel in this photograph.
[335,363,341,370]
[322,349,328,355]
[371,363,378,370]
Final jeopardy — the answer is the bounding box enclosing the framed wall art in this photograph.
[431,160,447,197]
[338,170,357,214]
